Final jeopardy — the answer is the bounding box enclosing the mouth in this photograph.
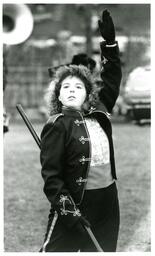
[68,96,76,100]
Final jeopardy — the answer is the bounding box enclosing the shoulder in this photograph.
[47,113,64,125]
[41,113,64,139]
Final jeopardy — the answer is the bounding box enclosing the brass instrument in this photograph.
[3,4,34,45]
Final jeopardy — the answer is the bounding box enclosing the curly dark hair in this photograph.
[45,64,99,115]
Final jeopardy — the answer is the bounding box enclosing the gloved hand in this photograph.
[98,9,115,44]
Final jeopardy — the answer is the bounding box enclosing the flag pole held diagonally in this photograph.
[16,103,103,252]
[16,104,41,149]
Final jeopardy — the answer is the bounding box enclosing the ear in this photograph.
[58,95,61,102]
[82,101,90,112]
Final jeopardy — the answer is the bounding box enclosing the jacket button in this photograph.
[79,156,91,165]
[74,119,84,126]
[79,156,86,165]
[76,177,87,185]
[79,136,89,144]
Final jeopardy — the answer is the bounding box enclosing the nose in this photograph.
[69,87,75,93]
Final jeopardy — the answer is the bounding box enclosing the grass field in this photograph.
[3,120,151,252]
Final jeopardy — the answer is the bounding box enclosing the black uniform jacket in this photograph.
[40,41,122,229]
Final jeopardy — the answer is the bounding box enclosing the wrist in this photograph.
[106,40,116,45]
[105,40,117,47]
[106,43,117,47]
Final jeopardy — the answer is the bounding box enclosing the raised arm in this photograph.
[98,10,122,113]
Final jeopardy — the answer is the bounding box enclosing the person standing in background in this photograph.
[3,45,9,134]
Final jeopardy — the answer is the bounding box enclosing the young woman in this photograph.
[40,10,122,252]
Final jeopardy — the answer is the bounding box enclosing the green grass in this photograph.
[4,120,150,252]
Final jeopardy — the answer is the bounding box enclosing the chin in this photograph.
[67,103,76,108]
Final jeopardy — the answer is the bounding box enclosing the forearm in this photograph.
[99,41,122,112]
[97,9,122,113]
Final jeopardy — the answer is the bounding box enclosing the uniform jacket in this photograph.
[40,41,122,229]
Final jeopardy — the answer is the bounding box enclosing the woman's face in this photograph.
[58,76,87,110]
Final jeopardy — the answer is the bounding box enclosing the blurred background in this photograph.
[3,3,151,252]
[3,3,150,122]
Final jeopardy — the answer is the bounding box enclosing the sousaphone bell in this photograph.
[3,4,34,45]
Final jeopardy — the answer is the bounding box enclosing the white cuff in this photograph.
[106,43,117,47]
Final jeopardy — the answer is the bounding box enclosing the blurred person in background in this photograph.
[3,45,9,134]
[52,30,73,66]
[71,53,97,73]
[3,108,9,134]
[39,10,122,252]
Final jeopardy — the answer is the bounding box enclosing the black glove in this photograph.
[98,9,115,44]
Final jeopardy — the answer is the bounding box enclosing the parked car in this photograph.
[122,66,151,122]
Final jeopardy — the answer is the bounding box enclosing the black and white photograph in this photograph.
[3,0,151,253]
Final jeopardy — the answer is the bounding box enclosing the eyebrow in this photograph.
[62,82,84,86]
[62,83,70,85]
[76,83,83,85]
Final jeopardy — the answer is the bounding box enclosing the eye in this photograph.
[76,84,83,89]
[62,84,69,89]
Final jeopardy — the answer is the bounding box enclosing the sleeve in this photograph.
[98,41,122,113]
[40,119,81,229]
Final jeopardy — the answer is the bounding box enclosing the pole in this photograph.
[16,104,41,149]
[85,226,103,252]
[16,103,103,252]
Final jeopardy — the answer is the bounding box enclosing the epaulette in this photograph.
[46,113,64,124]
[105,111,111,119]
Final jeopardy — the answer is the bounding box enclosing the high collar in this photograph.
[61,106,110,118]
[62,107,83,117]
